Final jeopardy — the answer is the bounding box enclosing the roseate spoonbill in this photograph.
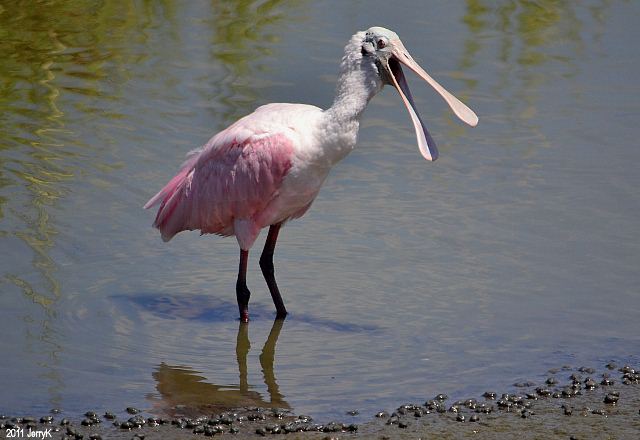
[145,26,478,322]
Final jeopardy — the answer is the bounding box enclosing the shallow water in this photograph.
[1,0,639,423]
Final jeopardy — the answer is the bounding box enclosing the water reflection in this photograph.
[151,320,289,416]
[0,0,302,417]
[204,0,303,124]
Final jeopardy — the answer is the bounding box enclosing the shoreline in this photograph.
[2,361,638,439]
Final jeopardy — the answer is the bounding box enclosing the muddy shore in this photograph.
[2,362,638,439]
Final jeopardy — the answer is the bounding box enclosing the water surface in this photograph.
[1,0,639,422]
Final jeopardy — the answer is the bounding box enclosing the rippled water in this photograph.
[1,0,639,423]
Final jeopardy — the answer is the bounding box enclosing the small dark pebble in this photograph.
[584,378,598,390]
[346,409,359,416]
[563,406,573,416]
[456,414,465,422]
[81,418,96,426]
[470,414,479,422]
[375,411,388,418]
[570,373,582,382]
[497,399,512,409]
[591,409,606,415]
[60,418,71,426]
[414,409,423,417]
[128,416,145,427]
[104,412,116,420]
[536,387,551,397]
[126,407,140,415]
[120,421,134,430]
[40,415,53,424]
[619,365,635,374]
[546,377,558,385]
[475,403,493,413]
[603,393,619,404]
[578,367,595,374]
[131,435,145,440]
[247,413,266,421]
[205,425,224,435]
[398,421,408,428]
[281,423,297,434]
[435,393,448,401]
[229,426,239,434]
[321,422,341,433]
[483,391,496,399]
[255,427,267,436]
[192,424,205,434]
[50,408,61,414]
[464,398,478,408]
[89,435,102,440]
[219,415,234,425]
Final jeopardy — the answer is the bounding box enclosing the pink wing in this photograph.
[144,132,295,243]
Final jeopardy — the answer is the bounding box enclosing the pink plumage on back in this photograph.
[145,132,294,244]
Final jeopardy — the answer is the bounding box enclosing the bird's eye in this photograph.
[377,39,387,49]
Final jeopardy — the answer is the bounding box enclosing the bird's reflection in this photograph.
[151,319,289,417]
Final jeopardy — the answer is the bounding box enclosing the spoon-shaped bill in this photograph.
[391,40,478,127]
[387,58,439,161]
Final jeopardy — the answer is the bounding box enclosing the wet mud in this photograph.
[2,362,638,439]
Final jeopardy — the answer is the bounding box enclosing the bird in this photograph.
[144,26,478,323]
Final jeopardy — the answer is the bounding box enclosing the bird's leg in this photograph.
[259,223,287,319]
[236,249,251,322]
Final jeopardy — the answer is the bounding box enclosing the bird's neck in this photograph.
[326,57,382,124]
[316,35,384,166]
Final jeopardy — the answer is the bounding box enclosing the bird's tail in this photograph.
[144,160,196,242]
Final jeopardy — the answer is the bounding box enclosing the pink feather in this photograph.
[145,133,294,244]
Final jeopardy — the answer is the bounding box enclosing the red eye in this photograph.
[377,39,386,49]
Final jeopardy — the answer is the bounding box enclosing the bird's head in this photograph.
[360,26,478,161]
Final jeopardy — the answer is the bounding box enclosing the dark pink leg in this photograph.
[259,223,288,319]
[236,249,250,322]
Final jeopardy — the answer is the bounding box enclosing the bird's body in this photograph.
[145,27,478,322]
